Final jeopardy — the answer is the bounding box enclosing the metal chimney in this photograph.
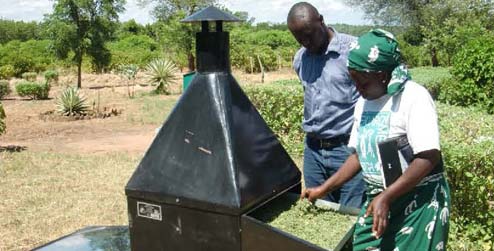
[124,6,301,251]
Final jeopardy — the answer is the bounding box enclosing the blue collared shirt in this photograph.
[293,28,359,139]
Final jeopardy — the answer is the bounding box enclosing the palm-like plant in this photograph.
[56,87,90,116]
[146,59,178,94]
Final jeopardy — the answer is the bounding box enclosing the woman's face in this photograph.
[349,69,387,100]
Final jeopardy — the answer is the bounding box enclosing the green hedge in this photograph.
[438,103,494,249]
[244,81,494,250]
[244,79,304,155]
[15,81,50,100]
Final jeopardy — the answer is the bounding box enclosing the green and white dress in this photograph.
[348,81,450,251]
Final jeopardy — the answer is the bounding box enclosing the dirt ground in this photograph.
[0,69,297,155]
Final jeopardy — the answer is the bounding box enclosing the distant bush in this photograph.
[0,80,11,99]
[230,28,298,73]
[44,70,59,84]
[108,35,160,69]
[0,40,54,77]
[449,34,494,113]
[399,41,431,67]
[21,72,37,81]
[0,65,15,80]
[15,81,50,100]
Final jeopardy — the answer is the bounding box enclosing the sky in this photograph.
[0,0,370,25]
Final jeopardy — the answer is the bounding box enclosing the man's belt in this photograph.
[307,134,350,148]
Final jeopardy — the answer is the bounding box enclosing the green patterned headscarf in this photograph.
[348,29,411,96]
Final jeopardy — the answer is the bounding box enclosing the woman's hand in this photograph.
[365,193,391,239]
[364,149,440,239]
[300,186,326,203]
[300,153,363,203]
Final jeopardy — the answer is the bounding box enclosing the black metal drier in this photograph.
[124,6,302,251]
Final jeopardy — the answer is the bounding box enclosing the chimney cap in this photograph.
[181,6,242,23]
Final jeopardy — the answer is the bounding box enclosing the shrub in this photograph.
[0,40,53,76]
[44,70,59,84]
[0,102,5,135]
[230,27,298,73]
[145,59,177,95]
[15,81,50,100]
[0,65,15,80]
[450,33,494,113]
[21,72,37,81]
[399,42,431,67]
[0,80,11,99]
[108,35,160,69]
[56,87,89,116]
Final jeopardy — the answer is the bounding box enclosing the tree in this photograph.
[349,0,494,66]
[137,0,217,71]
[0,20,42,44]
[117,19,145,38]
[45,0,125,88]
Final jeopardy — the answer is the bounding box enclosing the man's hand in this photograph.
[364,193,391,239]
[300,186,326,203]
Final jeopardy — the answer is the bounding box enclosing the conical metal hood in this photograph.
[181,6,241,23]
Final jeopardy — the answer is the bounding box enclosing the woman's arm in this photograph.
[365,149,440,238]
[301,153,362,202]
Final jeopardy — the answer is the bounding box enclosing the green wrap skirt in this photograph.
[353,174,450,251]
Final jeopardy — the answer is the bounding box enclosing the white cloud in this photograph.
[0,0,52,21]
[120,0,154,24]
[218,0,369,25]
[0,0,153,23]
[0,0,369,25]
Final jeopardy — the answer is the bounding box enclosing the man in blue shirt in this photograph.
[287,2,365,208]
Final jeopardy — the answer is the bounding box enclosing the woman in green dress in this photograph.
[301,29,450,251]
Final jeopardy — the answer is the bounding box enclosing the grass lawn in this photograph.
[0,152,139,250]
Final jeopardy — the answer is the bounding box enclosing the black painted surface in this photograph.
[127,198,241,251]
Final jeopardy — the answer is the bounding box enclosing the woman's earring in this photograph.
[382,79,386,84]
